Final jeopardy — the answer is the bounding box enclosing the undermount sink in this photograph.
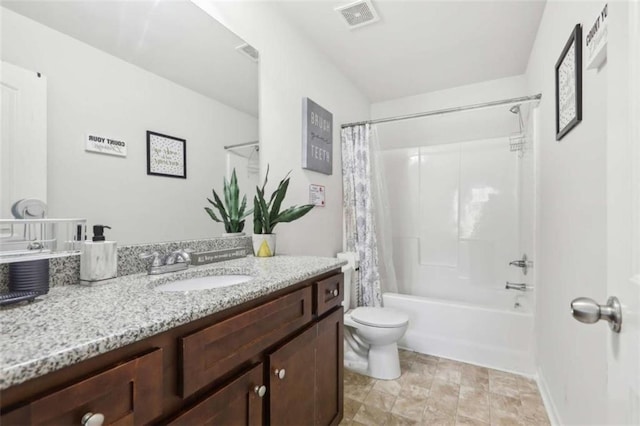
[154,275,253,292]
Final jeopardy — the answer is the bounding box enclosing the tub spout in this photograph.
[505,282,530,291]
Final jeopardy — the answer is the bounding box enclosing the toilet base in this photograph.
[367,342,401,380]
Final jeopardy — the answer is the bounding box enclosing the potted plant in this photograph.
[204,168,252,236]
[252,166,314,257]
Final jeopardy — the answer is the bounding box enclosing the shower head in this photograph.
[509,104,521,114]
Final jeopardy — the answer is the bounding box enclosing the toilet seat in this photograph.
[350,307,409,328]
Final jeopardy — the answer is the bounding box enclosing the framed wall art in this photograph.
[146,131,187,179]
[555,24,582,141]
[302,97,333,175]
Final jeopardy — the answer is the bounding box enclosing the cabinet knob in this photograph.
[254,385,267,398]
[81,413,104,426]
[327,288,339,297]
[274,368,286,379]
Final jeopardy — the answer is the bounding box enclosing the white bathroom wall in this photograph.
[194,1,371,257]
[371,75,529,149]
[525,1,610,424]
[1,8,258,244]
[381,137,521,307]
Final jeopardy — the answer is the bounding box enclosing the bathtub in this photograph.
[383,292,535,375]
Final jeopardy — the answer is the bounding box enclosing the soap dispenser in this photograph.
[80,225,117,284]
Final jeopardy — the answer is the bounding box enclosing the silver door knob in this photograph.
[571,296,622,332]
[274,368,286,379]
[254,385,267,397]
[81,413,105,426]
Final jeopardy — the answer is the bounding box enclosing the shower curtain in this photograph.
[341,124,397,307]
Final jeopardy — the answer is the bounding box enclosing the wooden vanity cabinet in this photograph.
[0,269,344,426]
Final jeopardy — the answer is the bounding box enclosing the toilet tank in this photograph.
[337,252,358,310]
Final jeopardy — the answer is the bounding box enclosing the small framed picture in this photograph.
[555,24,582,141]
[146,131,186,179]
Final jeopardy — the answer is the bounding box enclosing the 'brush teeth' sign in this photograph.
[85,133,127,157]
[302,97,333,175]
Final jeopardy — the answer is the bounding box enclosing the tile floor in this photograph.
[341,350,550,426]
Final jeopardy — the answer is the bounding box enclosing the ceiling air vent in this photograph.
[236,43,259,62]
[335,0,380,30]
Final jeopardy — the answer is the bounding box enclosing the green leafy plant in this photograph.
[253,166,314,234]
[205,169,252,233]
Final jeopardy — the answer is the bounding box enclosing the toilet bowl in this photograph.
[337,252,409,380]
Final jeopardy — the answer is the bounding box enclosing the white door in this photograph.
[0,61,47,220]
[605,1,640,423]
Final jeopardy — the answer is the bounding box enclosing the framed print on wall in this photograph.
[146,131,187,179]
[555,24,582,141]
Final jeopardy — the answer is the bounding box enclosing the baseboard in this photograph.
[536,366,561,426]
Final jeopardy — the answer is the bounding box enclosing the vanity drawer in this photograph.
[180,286,312,398]
[1,348,163,426]
[314,273,344,317]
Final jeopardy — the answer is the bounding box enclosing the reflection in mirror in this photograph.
[0,0,259,245]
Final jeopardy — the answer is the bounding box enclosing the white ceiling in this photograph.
[274,0,546,102]
[2,0,259,117]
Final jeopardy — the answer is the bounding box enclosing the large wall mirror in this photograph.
[0,0,259,246]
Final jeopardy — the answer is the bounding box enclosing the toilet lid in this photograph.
[350,307,409,328]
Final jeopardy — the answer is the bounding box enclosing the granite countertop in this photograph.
[0,255,346,390]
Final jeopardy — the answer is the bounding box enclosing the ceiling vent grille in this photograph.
[236,43,259,62]
[335,0,380,30]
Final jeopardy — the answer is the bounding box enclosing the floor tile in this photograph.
[345,383,374,402]
[392,392,428,420]
[456,414,490,426]
[353,403,391,426]
[489,376,520,398]
[344,397,362,420]
[342,353,549,426]
[372,377,403,396]
[363,389,396,412]
[386,412,422,425]
[490,393,522,416]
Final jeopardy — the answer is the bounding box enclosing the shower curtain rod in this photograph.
[340,94,542,129]
[224,141,259,150]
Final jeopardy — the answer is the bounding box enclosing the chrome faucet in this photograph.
[505,282,530,291]
[140,249,192,275]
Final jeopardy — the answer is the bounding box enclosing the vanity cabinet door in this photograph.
[1,348,163,426]
[167,363,264,426]
[315,308,344,426]
[268,325,316,425]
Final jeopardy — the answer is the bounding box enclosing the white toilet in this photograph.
[338,253,409,380]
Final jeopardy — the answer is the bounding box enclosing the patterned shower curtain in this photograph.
[341,124,382,307]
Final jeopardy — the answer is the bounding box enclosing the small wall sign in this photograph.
[147,131,186,179]
[302,97,333,175]
[85,133,127,157]
[309,184,325,207]
[585,4,608,70]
